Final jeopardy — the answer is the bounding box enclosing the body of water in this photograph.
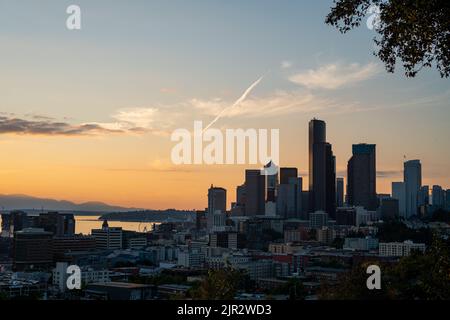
[75,215,158,235]
[0,215,158,236]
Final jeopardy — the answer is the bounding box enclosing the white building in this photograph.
[317,227,335,244]
[177,250,205,268]
[379,240,426,257]
[52,262,110,292]
[356,206,372,226]
[344,237,379,251]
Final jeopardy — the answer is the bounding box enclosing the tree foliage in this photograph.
[319,236,450,299]
[267,278,307,300]
[190,268,246,300]
[377,220,433,245]
[326,0,450,77]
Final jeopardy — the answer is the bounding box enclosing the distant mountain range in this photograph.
[0,194,142,212]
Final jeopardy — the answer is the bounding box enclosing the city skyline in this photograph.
[0,0,449,210]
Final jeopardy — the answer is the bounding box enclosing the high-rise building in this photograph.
[13,228,53,271]
[347,144,377,210]
[418,185,430,206]
[52,235,97,261]
[336,207,357,226]
[446,190,450,211]
[309,211,328,229]
[265,162,278,202]
[432,185,445,208]
[404,160,422,218]
[380,197,399,220]
[392,182,406,218]
[276,177,302,219]
[244,170,265,216]
[308,119,336,218]
[36,212,75,237]
[280,168,298,185]
[8,211,29,234]
[336,177,344,207]
[207,186,227,231]
[300,191,309,219]
[325,144,337,218]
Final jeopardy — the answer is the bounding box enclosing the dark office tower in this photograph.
[432,185,444,208]
[309,119,326,213]
[308,119,336,218]
[37,212,75,237]
[347,144,377,210]
[265,162,278,202]
[325,144,336,218]
[9,211,29,233]
[301,191,310,219]
[446,190,450,211]
[277,177,302,219]
[280,168,298,185]
[418,185,429,206]
[236,184,246,206]
[207,186,227,231]
[380,198,399,220]
[244,170,266,216]
[336,178,344,207]
[404,160,422,218]
[13,228,53,271]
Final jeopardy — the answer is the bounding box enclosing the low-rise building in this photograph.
[85,282,156,300]
[379,241,426,257]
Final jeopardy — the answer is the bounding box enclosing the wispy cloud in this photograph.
[289,62,379,89]
[190,89,361,119]
[376,170,403,178]
[85,107,176,136]
[281,61,293,69]
[160,87,177,94]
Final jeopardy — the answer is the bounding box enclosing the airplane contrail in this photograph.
[203,75,264,132]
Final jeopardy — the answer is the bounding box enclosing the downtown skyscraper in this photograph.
[347,144,377,210]
[244,169,266,216]
[308,119,336,218]
[404,160,422,218]
[207,185,227,231]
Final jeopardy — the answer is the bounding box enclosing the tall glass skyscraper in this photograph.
[404,160,422,218]
[308,119,336,218]
[347,144,377,210]
[244,169,266,216]
[336,177,344,207]
[207,185,227,231]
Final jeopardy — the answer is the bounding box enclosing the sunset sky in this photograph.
[0,0,449,210]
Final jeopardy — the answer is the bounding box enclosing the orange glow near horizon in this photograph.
[0,129,446,211]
